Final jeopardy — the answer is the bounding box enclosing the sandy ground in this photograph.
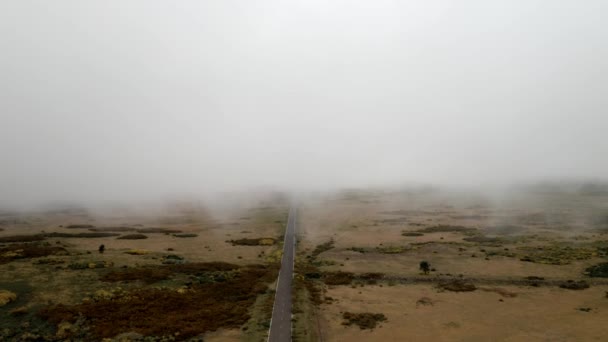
[297,189,608,341]
[321,284,608,342]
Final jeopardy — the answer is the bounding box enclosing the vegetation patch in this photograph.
[89,227,136,232]
[100,262,241,284]
[68,261,113,270]
[135,228,182,234]
[33,258,66,265]
[66,224,95,229]
[559,280,590,290]
[45,232,120,239]
[228,238,276,246]
[402,232,424,237]
[116,234,148,240]
[0,243,68,264]
[375,245,408,254]
[585,263,608,277]
[437,279,476,292]
[348,247,367,253]
[173,233,198,238]
[323,271,354,285]
[0,235,45,243]
[0,290,17,307]
[417,225,477,234]
[161,254,185,265]
[378,217,409,224]
[341,312,387,330]
[311,240,334,258]
[518,245,596,265]
[478,287,517,298]
[101,267,172,283]
[485,225,526,235]
[125,249,150,255]
[295,261,324,305]
[359,272,384,284]
[38,264,278,340]
[359,272,384,280]
[463,236,506,245]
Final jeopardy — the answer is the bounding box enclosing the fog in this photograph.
[1,1,607,208]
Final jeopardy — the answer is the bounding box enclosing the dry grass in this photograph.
[45,232,120,238]
[38,264,278,340]
[0,243,68,264]
[437,279,477,292]
[0,235,45,243]
[89,227,136,232]
[135,228,182,234]
[116,234,148,240]
[228,238,276,246]
[341,312,387,330]
[66,224,95,229]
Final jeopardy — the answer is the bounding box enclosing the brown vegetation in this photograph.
[518,245,596,265]
[173,233,198,238]
[116,234,148,240]
[311,240,335,258]
[417,225,477,234]
[228,238,276,246]
[100,267,172,283]
[478,287,518,298]
[586,263,608,277]
[323,271,355,285]
[135,228,183,234]
[89,227,136,232]
[45,232,120,238]
[66,224,95,229]
[0,235,45,243]
[559,280,590,290]
[342,312,387,329]
[0,243,68,264]
[100,262,241,284]
[401,232,424,237]
[437,279,477,292]
[39,264,278,340]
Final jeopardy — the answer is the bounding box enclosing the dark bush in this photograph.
[585,263,608,277]
[342,312,387,329]
[117,234,148,240]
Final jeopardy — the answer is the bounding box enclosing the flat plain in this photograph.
[2,187,608,342]
[0,195,288,341]
[292,188,608,342]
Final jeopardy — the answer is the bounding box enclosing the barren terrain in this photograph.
[0,195,288,341]
[292,188,608,341]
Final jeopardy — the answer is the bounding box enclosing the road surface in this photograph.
[268,206,296,342]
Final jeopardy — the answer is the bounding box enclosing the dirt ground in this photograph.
[322,284,608,341]
[295,188,608,341]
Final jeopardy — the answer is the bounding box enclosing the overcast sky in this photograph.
[1,1,607,207]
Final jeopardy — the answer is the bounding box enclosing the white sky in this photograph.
[1,1,607,206]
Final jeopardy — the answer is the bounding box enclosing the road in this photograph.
[268,206,296,342]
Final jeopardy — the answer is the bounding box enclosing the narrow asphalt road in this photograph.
[268,206,296,342]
